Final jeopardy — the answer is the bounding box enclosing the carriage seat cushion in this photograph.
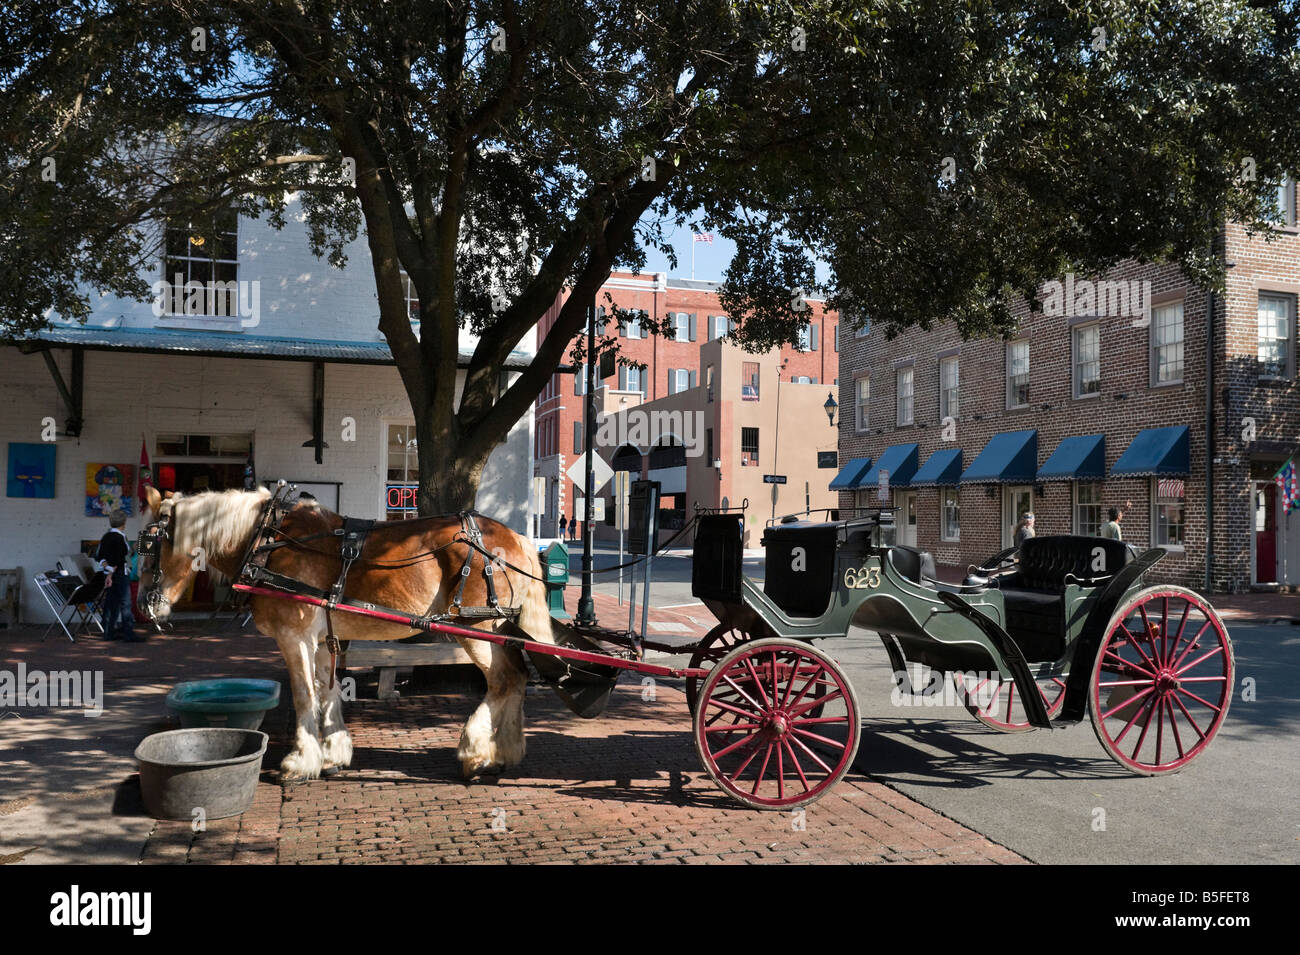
[888,546,936,585]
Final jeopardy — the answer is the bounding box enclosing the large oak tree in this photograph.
[3,1,1299,511]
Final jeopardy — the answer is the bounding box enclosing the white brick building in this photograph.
[0,199,534,623]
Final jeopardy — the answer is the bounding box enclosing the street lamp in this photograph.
[824,393,838,427]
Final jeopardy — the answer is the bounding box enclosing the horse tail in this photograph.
[514,535,555,645]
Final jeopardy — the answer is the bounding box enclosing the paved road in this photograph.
[567,544,1299,864]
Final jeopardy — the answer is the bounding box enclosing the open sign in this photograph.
[386,484,419,509]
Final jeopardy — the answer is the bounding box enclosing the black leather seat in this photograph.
[997,536,1130,662]
[761,523,840,617]
[888,545,936,585]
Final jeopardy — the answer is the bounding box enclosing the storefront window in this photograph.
[942,488,960,541]
[1075,482,1102,536]
[386,424,419,519]
[1154,478,1185,547]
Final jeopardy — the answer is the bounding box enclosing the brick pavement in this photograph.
[137,679,1026,865]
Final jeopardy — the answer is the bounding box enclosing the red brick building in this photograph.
[834,184,1300,593]
[534,272,839,537]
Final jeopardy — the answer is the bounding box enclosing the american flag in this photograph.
[1275,457,1300,514]
[693,232,713,243]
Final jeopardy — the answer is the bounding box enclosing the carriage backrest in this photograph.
[886,545,936,585]
[1017,535,1130,591]
[761,522,842,617]
[692,514,745,602]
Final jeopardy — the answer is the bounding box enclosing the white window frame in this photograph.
[674,368,690,393]
[855,375,869,432]
[941,488,960,541]
[896,366,914,426]
[626,311,644,339]
[854,317,871,338]
[1150,300,1185,386]
[160,210,240,319]
[1074,482,1103,536]
[1277,175,1296,227]
[939,356,959,421]
[1152,478,1186,551]
[672,312,690,341]
[626,364,645,394]
[1072,322,1101,399]
[1257,292,1295,379]
[1006,340,1030,409]
[796,326,812,351]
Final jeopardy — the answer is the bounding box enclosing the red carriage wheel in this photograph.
[685,624,753,714]
[953,669,1067,733]
[1088,586,1234,775]
[693,638,860,810]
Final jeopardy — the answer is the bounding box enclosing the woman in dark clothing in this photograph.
[96,508,143,642]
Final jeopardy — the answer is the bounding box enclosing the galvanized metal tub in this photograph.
[135,728,268,821]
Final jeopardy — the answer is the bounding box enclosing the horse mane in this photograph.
[169,486,273,562]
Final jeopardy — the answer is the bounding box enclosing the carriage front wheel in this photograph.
[1088,585,1234,775]
[693,638,860,810]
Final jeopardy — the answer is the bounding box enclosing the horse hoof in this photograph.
[465,762,503,780]
[320,765,341,778]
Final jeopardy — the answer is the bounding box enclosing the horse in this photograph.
[138,485,556,782]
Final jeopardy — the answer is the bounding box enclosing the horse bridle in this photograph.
[137,509,173,627]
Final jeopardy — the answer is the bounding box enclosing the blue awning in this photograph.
[1111,426,1190,477]
[960,430,1038,484]
[828,456,873,490]
[1037,434,1106,481]
[911,448,963,486]
[861,443,920,487]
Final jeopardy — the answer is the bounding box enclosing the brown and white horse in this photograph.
[139,485,555,782]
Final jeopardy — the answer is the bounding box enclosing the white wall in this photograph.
[0,346,532,622]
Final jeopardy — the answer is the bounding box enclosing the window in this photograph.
[855,376,869,431]
[671,312,694,341]
[1073,323,1101,397]
[706,364,715,402]
[741,428,759,466]
[709,315,733,339]
[1075,482,1102,536]
[939,356,959,422]
[741,362,760,400]
[896,366,914,426]
[1258,293,1294,378]
[162,210,239,317]
[400,271,420,323]
[573,421,583,454]
[792,375,813,384]
[668,368,692,395]
[618,363,646,394]
[854,316,871,338]
[1007,340,1030,407]
[795,325,819,351]
[155,432,252,458]
[621,310,644,339]
[942,489,960,541]
[1277,176,1295,227]
[386,424,419,520]
[1151,301,1184,384]
[1154,478,1186,548]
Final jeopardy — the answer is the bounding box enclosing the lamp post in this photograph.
[824,393,838,427]
[576,299,597,626]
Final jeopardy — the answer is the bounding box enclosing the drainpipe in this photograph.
[1205,237,1220,594]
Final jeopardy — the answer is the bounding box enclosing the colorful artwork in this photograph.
[85,463,135,517]
[7,443,56,498]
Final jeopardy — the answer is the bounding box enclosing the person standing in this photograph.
[569,513,577,542]
[96,508,143,642]
[1014,512,1036,546]
[1100,500,1132,540]
[558,514,568,540]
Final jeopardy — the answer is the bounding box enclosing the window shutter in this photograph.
[596,307,607,336]
[689,313,697,341]
[619,318,626,338]
[689,370,698,389]
[574,367,582,395]
[667,368,676,395]
[811,325,819,351]
[618,365,627,390]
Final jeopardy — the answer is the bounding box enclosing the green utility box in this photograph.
[540,541,570,619]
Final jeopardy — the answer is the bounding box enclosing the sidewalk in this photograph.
[1,621,1025,865]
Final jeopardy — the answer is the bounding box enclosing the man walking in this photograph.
[96,508,143,642]
[1100,500,1132,540]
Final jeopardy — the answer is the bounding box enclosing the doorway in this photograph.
[1254,481,1278,585]
[1003,486,1033,549]
[898,492,917,547]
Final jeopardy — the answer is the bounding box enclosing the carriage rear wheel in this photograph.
[1088,586,1233,775]
[693,638,860,810]
[685,624,753,715]
[953,670,1068,733]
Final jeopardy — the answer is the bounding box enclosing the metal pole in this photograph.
[771,365,782,523]
[576,300,598,625]
[639,485,659,642]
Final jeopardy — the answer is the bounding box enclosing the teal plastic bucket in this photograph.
[166,679,281,730]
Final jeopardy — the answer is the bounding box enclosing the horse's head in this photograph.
[137,485,190,625]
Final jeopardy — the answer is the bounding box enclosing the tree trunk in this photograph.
[414,413,489,516]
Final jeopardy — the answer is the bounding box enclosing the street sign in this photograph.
[573,497,606,522]
[817,451,838,469]
[598,349,616,380]
[613,470,631,531]
[763,474,788,485]
[566,452,614,493]
[876,468,890,501]
[532,476,546,516]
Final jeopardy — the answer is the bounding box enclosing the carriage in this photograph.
[147,484,1232,811]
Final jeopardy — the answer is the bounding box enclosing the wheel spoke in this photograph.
[1170,691,1207,741]
[787,732,836,774]
[1175,644,1224,676]
[786,663,827,712]
[1154,695,1165,765]
[1169,620,1212,672]
[706,693,763,722]
[1122,619,1161,675]
[791,726,848,750]
[1104,649,1155,679]
[790,686,843,718]
[1102,684,1155,723]
[741,657,772,709]
[1175,687,1225,712]
[1129,695,1159,761]
[704,721,763,733]
[775,737,785,801]
[711,728,765,760]
[750,742,775,796]
[719,672,767,714]
[780,738,812,793]
[1164,697,1185,760]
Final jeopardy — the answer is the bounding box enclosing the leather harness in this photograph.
[235,488,521,687]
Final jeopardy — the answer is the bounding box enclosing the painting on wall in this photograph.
[7,442,56,498]
[85,463,136,517]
